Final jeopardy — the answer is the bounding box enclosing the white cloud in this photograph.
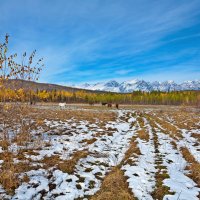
[1,0,200,83]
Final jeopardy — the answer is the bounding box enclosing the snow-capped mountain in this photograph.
[75,79,200,93]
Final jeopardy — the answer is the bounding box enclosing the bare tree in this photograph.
[0,34,44,103]
[0,34,18,101]
[15,50,44,104]
[15,50,44,81]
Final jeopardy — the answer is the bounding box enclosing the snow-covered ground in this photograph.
[157,132,199,200]
[0,106,199,200]
[122,117,156,200]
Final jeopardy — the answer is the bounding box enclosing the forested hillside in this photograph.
[0,87,199,106]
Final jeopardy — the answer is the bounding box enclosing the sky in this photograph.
[0,0,200,85]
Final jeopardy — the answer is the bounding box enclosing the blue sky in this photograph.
[0,0,200,85]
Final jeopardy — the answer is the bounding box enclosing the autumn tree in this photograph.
[15,50,44,104]
[0,34,44,104]
[0,34,18,102]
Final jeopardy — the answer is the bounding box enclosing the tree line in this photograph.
[0,88,199,106]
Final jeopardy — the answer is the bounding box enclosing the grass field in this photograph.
[0,103,199,200]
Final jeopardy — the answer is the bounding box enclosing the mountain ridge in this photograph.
[75,79,200,93]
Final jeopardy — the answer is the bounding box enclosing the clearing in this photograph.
[0,104,199,200]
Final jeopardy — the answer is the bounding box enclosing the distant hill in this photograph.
[4,79,104,93]
[5,79,200,94]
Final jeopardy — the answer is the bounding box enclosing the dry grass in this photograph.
[171,111,200,130]
[151,115,183,140]
[0,151,13,162]
[154,107,200,131]
[151,132,174,200]
[0,165,19,195]
[0,151,37,194]
[41,155,61,169]
[0,104,199,198]
[137,116,145,128]
[34,107,116,125]
[170,140,177,149]
[151,169,173,200]
[191,133,200,142]
[41,150,88,174]
[58,151,88,174]
[122,137,141,166]
[180,147,200,186]
[90,167,135,200]
[180,147,196,163]
[91,135,140,200]
[137,129,149,141]
[80,138,97,144]
[190,163,200,186]
[0,103,113,195]
[0,163,33,195]
[0,139,10,151]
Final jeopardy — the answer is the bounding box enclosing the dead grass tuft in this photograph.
[180,147,196,163]
[122,137,141,166]
[180,147,200,186]
[153,170,172,199]
[91,167,135,200]
[0,140,10,151]
[137,129,149,141]
[151,168,174,200]
[41,151,88,174]
[137,116,145,128]
[81,138,97,144]
[152,131,175,199]
[191,133,200,142]
[0,149,38,194]
[155,117,183,140]
[0,151,13,162]
[0,165,19,195]
[190,163,200,186]
[58,151,88,174]
[42,155,60,169]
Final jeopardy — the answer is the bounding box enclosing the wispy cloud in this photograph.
[0,0,200,83]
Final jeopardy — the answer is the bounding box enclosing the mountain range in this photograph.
[75,80,200,93]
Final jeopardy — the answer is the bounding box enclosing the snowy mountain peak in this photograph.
[166,80,175,83]
[81,83,91,88]
[105,80,120,87]
[76,80,200,93]
[124,79,140,84]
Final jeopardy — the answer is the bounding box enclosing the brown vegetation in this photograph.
[180,147,200,187]
[122,137,141,166]
[91,167,135,200]
[151,132,174,200]
[41,151,88,174]
[0,86,199,199]
[137,129,149,141]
